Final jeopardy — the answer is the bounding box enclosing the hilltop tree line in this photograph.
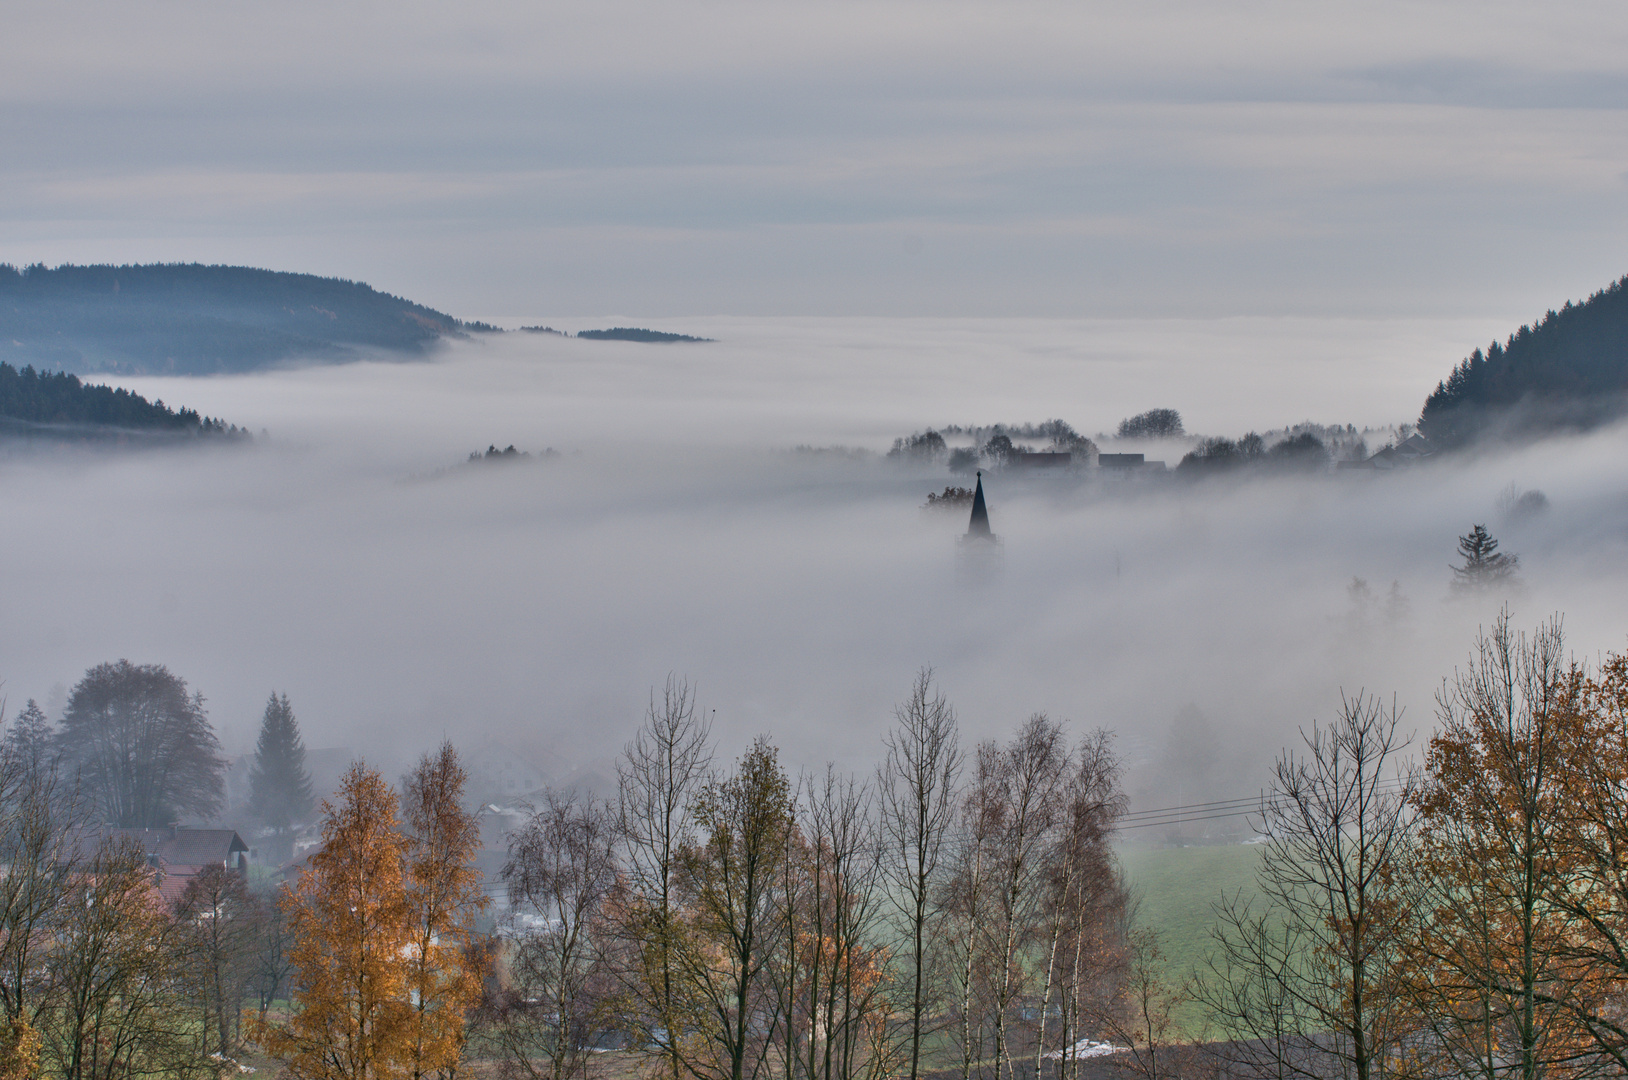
[0,262,496,376]
[0,361,246,438]
[887,412,1396,477]
[889,420,1098,470]
[1420,274,1628,448]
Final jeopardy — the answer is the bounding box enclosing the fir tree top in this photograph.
[250,691,315,833]
[1451,524,1520,592]
[3,699,55,769]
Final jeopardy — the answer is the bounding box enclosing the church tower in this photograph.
[957,470,1002,578]
[966,471,993,539]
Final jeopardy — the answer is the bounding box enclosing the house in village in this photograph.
[1342,432,1435,470]
[94,826,250,906]
[1007,450,1073,469]
[1097,452,1167,476]
[464,741,551,805]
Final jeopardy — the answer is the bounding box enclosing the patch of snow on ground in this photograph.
[1045,1039,1125,1060]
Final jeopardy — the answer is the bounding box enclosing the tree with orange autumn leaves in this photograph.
[1195,611,1628,1080]
[1213,611,1628,1080]
[1404,613,1593,1080]
[402,742,491,1080]
[1546,646,1628,1071]
[253,750,485,1080]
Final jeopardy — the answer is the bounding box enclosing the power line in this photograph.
[1114,776,1412,831]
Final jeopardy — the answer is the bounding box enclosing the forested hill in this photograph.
[0,362,244,440]
[1420,274,1628,448]
[0,263,497,376]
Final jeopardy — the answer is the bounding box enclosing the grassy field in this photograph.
[1115,841,1265,1036]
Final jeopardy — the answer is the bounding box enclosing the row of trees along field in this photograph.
[14,611,1628,1080]
[0,670,1134,1080]
[474,675,1132,1080]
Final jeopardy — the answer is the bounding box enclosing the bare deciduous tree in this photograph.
[876,669,962,1080]
[679,738,795,1080]
[250,890,296,1022]
[778,767,891,1080]
[57,661,225,828]
[499,791,620,1080]
[44,841,193,1080]
[1408,613,1586,1080]
[1201,691,1418,1080]
[174,864,262,1057]
[945,742,1002,1080]
[0,744,83,1039]
[1038,730,1127,1080]
[1099,926,1188,1080]
[617,675,713,1080]
[987,715,1070,1080]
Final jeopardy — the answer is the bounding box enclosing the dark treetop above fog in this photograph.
[575,327,713,343]
[0,262,497,376]
[1420,273,1628,448]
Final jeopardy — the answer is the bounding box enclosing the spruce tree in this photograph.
[1451,524,1519,592]
[3,700,54,770]
[249,692,315,844]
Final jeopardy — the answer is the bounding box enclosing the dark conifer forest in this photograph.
[0,361,244,439]
[575,326,713,342]
[1419,274,1628,447]
[0,263,496,375]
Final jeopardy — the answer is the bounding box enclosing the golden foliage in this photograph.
[0,1017,41,1080]
[401,742,489,1080]
[1405,614,1596,1079]
[253,763,414,1080]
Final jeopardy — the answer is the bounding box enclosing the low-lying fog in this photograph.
[5,315,1627,814]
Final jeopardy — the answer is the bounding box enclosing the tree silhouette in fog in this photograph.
[1117,409,1184,439]
[249,691,314,853]
[3,699,55,773]
[56,660,224,827]
[1451,525,1519,593]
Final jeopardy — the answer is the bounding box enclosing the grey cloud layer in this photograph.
[3,326,1626,798]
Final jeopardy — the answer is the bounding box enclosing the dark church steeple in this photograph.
[966,471,992,539]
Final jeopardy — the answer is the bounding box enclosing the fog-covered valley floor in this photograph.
[5,315,1627,808]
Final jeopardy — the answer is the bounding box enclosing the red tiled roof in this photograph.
[98,827,248,869]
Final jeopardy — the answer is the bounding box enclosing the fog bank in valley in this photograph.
[4,317,1626,815]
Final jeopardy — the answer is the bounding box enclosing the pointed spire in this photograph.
[966,471,992,538]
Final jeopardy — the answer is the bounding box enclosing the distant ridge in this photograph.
[576,327,713,343]
[1420,274,1628,447]
[0,262,497,376]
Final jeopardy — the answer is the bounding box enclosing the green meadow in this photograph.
[1115,841,1265,1036]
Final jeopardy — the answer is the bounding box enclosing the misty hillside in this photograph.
[1420,273,1628,447]
[0,263,496,376]
[0,361,244,440]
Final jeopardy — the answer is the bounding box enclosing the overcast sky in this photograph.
[3,0,1626,319]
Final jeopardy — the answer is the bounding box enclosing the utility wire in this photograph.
[1114,776,1412,831]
